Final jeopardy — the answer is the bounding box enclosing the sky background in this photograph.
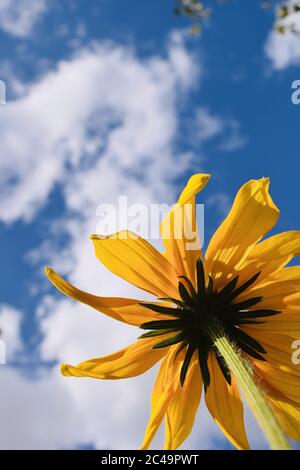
[0,0,300,450]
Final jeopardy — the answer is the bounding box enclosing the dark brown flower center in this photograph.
[140,257,280,391]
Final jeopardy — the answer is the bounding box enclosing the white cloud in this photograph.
[194,108,224,141]
[265,1,300,70]
[0,367,85,450]
[218,119,247,152]
[0,0,47,38]
[0,305,23,363]
[192,109,247,152]
[0,32,198,224]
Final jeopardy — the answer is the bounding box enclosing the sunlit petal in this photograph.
[91,231,179,298]
[61,338,167,380]
[140,347,183,450]
[205,354,250,450]
[205,178,279,289]
[161,174,210,284]
[164,357,202,450]
[45,267,171,326]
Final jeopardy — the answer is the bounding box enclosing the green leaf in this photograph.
[215,352,231,386]
[198,343,210,391]
[224,296,263,314]
[178,275,197,299]
[227,271,260,302]
[139,328,179,339]
[234,339,267,362]
[140,319,184,330]
[230,327,266,354]
[278,6,289,19]
[180,343,195,386]
[158,297,185,308]
[178,281,194,307]
[196,257,206,300]
[207,275,214,296]
[216,275,239,302]
[153,331,186,349]
[140,303,182,317]
[237,309,280,320]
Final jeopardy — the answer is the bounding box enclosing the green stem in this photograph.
[208,324,292,450]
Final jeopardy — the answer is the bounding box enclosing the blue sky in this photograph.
[0,0,300,450]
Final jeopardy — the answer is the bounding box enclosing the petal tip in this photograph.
[90,233,100,240]
[61,363,72,376]
[44,266,53,278]
[260,176,270,187]
[191,173,211,187]
[91,231,139,242]
[90,233,114,242]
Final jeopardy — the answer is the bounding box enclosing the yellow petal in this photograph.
[238,267,300,338]
[161,174,210,284]
[242,329,300,376]
[254,360,300,406]
[61,337,167,380]
[205,178,279,289]
[205,354,250,450]
[245,312,300,339]
[164,357,202,450]
[45,267,168,326]
[140,346,183,450]
[240,265,300,299]
[267,396,300,442]
[91,231,179,298]
[238,231,300,286]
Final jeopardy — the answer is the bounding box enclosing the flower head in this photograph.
[46,174,300,450]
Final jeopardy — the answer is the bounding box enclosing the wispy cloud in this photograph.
[218,119,247,152]
[191,108,247,152]
[193,108,224,142]
[0,0,47,38]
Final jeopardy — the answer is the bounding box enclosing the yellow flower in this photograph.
[45,174,300,450]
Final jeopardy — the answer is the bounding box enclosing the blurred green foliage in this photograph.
[174,1,300,35]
